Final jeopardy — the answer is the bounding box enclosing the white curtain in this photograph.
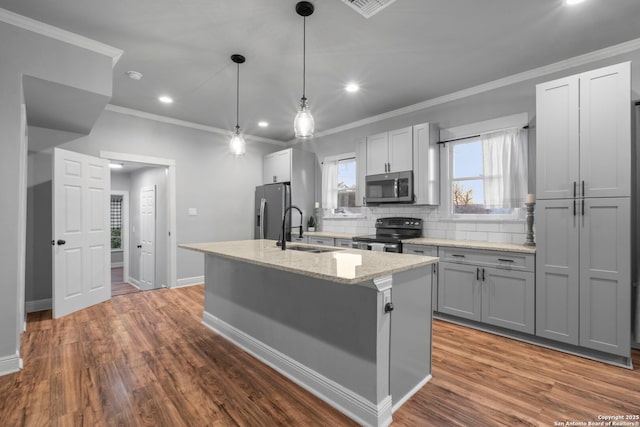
[481,127,528,209]
[322,160,338,210]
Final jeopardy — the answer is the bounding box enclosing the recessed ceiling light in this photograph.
[258,121,269,127]
[158,95,174,104]
[345,83,360,93]
[109,163,123,169]
[565,0,585,5]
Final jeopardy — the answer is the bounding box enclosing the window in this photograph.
[447,127,528,218]
[337,158,356,208]
[322,153,357,213]
[111,195,123,249]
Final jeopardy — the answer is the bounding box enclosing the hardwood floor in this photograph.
[1,285,639,426]
[111,267,141,297]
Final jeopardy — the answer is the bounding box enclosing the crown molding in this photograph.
[311,37,640,140]
[0,8,122,68]
[105,105,287,146]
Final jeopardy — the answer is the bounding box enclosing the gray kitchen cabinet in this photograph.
[307,236,334,246]
[482,267,534,334]
[536,62,631,200]
[412,123,440,205]
[536,198,631,356]
[535,199,579,345]
[403,244,438,310]
[334,238,353,248]
[366,126,413,175]
[579,197,631,356]
[535,62,631,360]
[438,262,481,321]
[291,236,308,243]
[438,247,535,333]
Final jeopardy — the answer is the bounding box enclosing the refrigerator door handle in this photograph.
[259,197,266,239]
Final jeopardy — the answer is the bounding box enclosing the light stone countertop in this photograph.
[179,239,437,285]
[304,231,357,240]
[402,237,536,254]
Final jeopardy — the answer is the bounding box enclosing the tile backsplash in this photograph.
[318,206,528,245]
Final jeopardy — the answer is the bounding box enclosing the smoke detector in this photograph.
[340,0,397,18]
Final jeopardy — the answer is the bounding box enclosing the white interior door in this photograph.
[140,186,156,290]
[53,148,110,319]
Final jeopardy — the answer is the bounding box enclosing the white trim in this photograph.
[0,8,123,67]
[202,311,393,427]
[391,374,432,413]
[372,275,393,292]
[323,152,356,164]
[101,151,175,167]
[308,37,640,140]
[26,298,52,313]
[128,276,142,289]
[18,103,28,336]
[0,354,23,376]
[104,105,287,147]
[175,276,204,288]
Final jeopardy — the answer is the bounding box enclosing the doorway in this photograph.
[109,191,139,297]
[103,150,177,290]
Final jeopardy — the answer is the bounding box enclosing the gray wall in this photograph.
[59,109,280,282]
[111,172,131,192]
[0,21,113,361]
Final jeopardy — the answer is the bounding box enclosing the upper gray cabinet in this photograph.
[362,123,439,205]
[366,127,413,175]
[536,62,631,200]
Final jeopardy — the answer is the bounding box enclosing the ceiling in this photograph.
[3,0,640,142]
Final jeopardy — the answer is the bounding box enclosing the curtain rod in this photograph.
[438,125,529,144]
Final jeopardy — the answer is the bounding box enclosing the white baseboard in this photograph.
[392,374,432,413]
[128,277,142,288]
[26,298,52,313]
[202,311,392,427]
[175,276,204,288]
[0,354,23,376]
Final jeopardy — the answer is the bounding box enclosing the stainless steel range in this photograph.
[352,217,422,253]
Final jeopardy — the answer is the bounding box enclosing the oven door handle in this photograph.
[393,178,399,198]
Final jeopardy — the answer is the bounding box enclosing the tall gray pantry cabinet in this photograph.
[535,62,631,361]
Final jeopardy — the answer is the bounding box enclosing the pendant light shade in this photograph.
[230,54,246,156]
[294,2,315,139]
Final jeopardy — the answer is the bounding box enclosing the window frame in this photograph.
[323,152,363,217]
[441,138,522,222]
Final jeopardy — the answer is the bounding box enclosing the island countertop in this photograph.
[180,239,437,285]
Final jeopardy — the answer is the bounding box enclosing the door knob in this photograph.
[57,240,66,245]
[137,244,142,248]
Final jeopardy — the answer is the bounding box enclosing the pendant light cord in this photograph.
[236,62,240,130]
[302,16,306,100]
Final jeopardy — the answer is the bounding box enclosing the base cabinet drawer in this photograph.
[403,244,437,257]
[308,236,334,246]
[334,238,353,248]
[291,236,307,243]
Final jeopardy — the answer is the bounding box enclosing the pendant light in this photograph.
[294,1,315,139]
[229,54,246,156]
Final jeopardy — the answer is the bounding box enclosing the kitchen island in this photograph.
[180,239,438,427]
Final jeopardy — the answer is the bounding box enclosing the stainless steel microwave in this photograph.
[365,171,413,204]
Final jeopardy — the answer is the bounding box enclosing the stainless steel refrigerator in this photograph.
[255,183,291,240]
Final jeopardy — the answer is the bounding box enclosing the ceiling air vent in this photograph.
[340,0,397,18]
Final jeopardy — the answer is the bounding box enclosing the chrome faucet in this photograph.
[280,205,303,250]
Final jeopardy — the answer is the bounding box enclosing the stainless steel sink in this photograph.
[287,245,340,254]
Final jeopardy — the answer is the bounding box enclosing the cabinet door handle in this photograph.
[573,181,577,198]
[582,180,585,197]
[413,250,424,254]
[476,268,480,281]
[451,254,465,258]
[582,199,585,217]
[573,200,576,217]
[498,258,514,263]
[482,268,485,281]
